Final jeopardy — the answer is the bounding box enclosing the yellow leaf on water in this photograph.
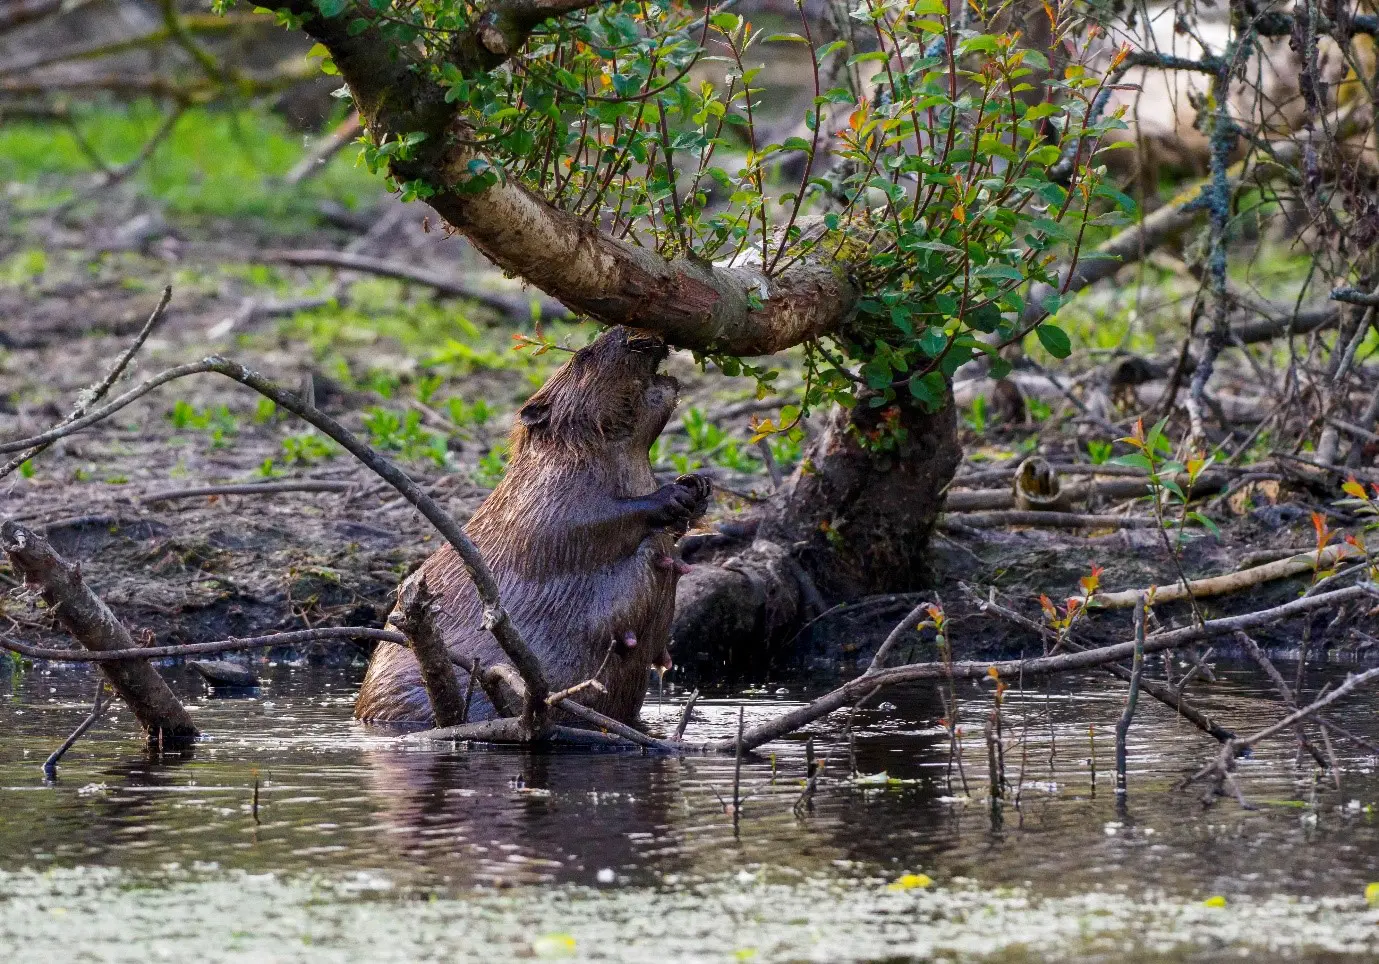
[1203,895,1227,908]
[533,934,577,959]
[1365,882,1379,907]
[889,873,934,891]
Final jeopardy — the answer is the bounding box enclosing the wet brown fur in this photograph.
[354,326,705,726]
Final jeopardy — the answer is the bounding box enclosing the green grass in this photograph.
[0,101,384,220]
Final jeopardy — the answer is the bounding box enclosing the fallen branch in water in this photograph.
[1234,631,1330,770]
[970,586,1237,744]
[0,626,405,662]
[0,521,198,741]
[1185,664,1379,805]
[708,584,1375,756]
[1085,543,1364,608]
[393,575,467,728]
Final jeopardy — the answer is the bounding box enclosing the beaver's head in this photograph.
[511,326,678,456]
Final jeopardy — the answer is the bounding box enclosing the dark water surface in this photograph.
[3,658,1379,962]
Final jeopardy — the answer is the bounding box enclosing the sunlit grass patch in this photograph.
[0,101,383,219]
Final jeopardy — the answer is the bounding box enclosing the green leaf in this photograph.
[1112,453,1153,471]
[315,0,348,16]
[1188,511,1221,537]
[1035,324,1071,358]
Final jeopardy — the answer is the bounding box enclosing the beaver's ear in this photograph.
[519,400,550,430]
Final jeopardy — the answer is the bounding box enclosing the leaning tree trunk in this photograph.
[672,388,961,676]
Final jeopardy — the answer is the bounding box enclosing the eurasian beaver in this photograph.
[355,326,709,727]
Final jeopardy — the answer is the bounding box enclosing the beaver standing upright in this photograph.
[355,327,709,726]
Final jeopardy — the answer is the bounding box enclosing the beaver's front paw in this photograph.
[673,473,711,519]
[646,475,712,529]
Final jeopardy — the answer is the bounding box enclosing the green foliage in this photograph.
[444,397,493,429]
[0,249,48,287]
[361,406,448,465]
[1114,418,1219,541]
[964,395,988,434]
[168,400,238,447]
[281,431,338,465]
[288,0,1134,435]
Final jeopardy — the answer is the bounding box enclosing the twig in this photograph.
[284,110,363,186]
[732,705,745,820]
[866,601,930,673]
[941,511,1158,529]
[672,688,700,741]
[258,249,568,320]
[0,285,172,480]
[141,480,353,504]
[42,680,109,780]
[1114,595,1146,796]
[0,353,548,736]
[792,736,820,816]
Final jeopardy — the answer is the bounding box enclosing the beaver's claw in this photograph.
[646,474,712,529]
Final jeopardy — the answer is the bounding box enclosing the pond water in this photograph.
[3,657,1379,962]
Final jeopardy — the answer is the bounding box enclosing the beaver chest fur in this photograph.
[354,326,709,726]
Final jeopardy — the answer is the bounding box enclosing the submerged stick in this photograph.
[1114,595,1146,796]
[1,522,197,741]
[732,706,745,819]
[43,681,109,780]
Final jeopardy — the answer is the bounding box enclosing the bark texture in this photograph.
[673,390,961,675]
